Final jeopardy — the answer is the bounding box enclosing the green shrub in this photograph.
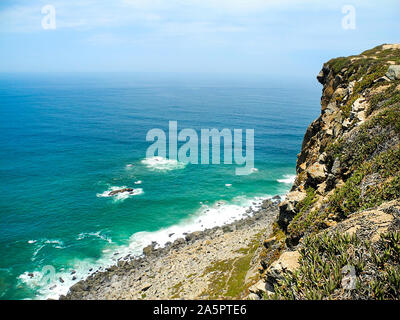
[270,231,400,300]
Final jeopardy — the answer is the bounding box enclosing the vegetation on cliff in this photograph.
[255,44,400,300]
[271,231,400,300]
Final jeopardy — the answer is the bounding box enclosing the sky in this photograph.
[0,0,399,77]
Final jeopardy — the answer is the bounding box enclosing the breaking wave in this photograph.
[141,156,187,171]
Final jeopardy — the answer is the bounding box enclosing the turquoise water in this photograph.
[0,73,320,299]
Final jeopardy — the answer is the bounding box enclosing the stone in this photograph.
[317,65,330,85]
[331,157,341,176]
[374,76,391,83]
[108,188,134,196]
[342,118,351,128]
[386,65,400,81]
[341,265,356,290]
[263,237,276,249]
[306,162,326,186]
[143,244,155,256]
[278,191,306,228]
[248,280,274,297]
[266,250,300,282]
[309,162,326,180]
[247,293,261,300]
[222,225,233,233]
[382,44,400,50]
[351,98,366,112]
[185,231,203,242]
[141,283,152,292]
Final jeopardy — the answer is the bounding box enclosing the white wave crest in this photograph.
[77,232,113,244]
[277,174,296,185]
[141,156,187,171]
[19,194,272,300]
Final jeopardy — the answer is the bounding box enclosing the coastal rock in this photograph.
[248,280,274,298]
[185,231,203,242]
[222,225,234,233]
[247,293,261,300]
[341,265,356,291]
[278,191,306,228]
[386,65,400,80]
[108,188,134,196]
[327,200,398,242]
[266,250,300,283]
[143,244,156,256]
[171,238,186,249]
[263,237,276,249]
[306,162,326,187]
[317,65,330,85]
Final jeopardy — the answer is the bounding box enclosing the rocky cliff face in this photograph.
[253,44,400,300]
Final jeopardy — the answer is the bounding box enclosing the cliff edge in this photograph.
[253,44,400,300]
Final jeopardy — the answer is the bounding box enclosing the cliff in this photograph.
[252,44,400,300]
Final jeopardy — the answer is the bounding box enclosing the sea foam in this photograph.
[96,186,143,201]
[141,156,187,171]
[277,174,296,185]
[19,194,271,300]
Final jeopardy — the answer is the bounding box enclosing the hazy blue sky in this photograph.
[0,0,399,77]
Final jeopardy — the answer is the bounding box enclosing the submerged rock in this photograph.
[108,188,134,196]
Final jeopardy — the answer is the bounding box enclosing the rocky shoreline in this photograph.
[60,197,280,300]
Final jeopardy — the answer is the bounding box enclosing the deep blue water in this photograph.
[0,73,320,299]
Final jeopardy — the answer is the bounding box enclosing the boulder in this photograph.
[248,280,275,298]
[278,191,306,228]
[341,265,356,291]
[263,237,276,249]
[306,162,326,187]
[386,65,400,81]
[266,250,300,282]
[317,65,330,85]
[247,293,261,300]
[222,225,234,233]
[108,188,134,196]
[185,231,203,242]
[142,244,156,256]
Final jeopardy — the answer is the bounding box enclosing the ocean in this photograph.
[0,72,320,299]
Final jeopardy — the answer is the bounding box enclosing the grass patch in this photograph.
[202,232,263,299]
[170,281,184,299]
